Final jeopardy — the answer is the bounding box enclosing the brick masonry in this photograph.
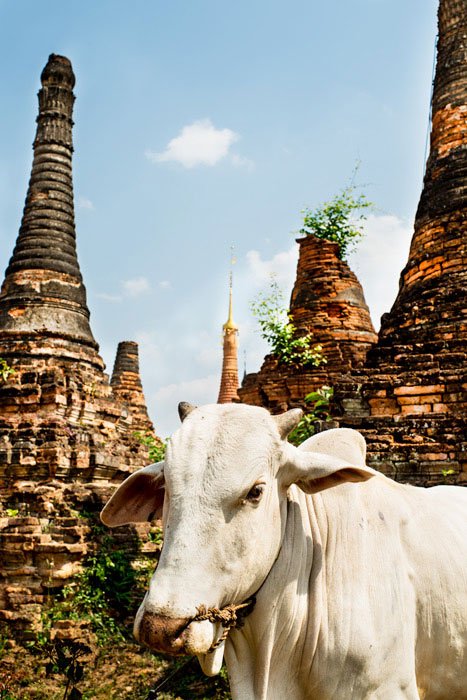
[334,0,466,485]
[240,0,466,486]
[218,285,240,404]
[0,55,157,634]
[238,234,377,412]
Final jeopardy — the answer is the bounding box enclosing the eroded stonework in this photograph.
[335,0,466,485]
[238,234,377,412]
[0,55,156,634]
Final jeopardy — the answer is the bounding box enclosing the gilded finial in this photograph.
[223,246,238,332]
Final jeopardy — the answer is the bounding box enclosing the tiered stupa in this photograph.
[0,54,154,485]
[0,55,158,635]
[336,0,466,484]
[239,234,377,412]
[111,341,153,432]
[217,273,240,403]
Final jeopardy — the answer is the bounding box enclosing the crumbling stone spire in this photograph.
[378,0,466,351]
[111,341,154,431]
[335,0,466,485]
[238,235,377,412]
[0,54,100,365]
[218,274,240,404]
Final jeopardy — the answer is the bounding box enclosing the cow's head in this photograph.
[101,403,375,675]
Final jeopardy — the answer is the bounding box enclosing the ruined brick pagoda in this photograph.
[0,55,158,634]
[0,54,155,486]
[217,273,240,403]
[335,0,466,484]
[238,234,377,412]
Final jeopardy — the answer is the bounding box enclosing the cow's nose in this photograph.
[136,611,191,654]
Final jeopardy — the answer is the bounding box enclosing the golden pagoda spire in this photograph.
[218,247,240,404]
[223,270,238,332]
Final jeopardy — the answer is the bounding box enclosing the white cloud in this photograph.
[245,245,298,290]
[122,276,151,297]
[241,214,412,332]
[77,196,94,210]
[159,280,171,289]
[146,119,239,168]
[96,292,123,303]
[231,154,255,170]
[97,276,152,303]
[348,213,412,330]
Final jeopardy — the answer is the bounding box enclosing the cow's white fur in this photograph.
[101,403,467,699]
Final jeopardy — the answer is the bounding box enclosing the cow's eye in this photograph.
[245,484,264,503]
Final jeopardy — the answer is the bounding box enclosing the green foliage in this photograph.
[37,532,148,646]
[289,386,334,446]
[147,526,163,547]
[5,509,18,517]
[134,431,167,462]
[0,681,19,700]
[441,468,456,484]
[251,281,326,368]
[0,358,14,383]
[299,173,372,260]
[42,639,91,700]
[68,547,137,640]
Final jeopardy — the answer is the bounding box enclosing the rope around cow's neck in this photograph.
[190,596,256,653]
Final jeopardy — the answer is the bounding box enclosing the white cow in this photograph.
[101,403,467,699]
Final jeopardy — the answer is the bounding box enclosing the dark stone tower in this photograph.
[0,55,101,367]
[111,341,153,431]
[0,54,159,642]
[0,55,155,485]
[336,0,466,484]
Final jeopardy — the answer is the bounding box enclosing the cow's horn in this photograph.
[178,402,196,422]
[274,408,303,439]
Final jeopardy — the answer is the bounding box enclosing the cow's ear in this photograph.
[101,462,165,527]
[281,428,376,494]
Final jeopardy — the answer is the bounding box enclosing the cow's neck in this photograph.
[225,487,325,700]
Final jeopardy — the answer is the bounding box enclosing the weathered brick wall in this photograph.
[0,481,159,639]
[0,357,152,486]
[111,341,154,433]
[238,234,377,412]
[218,329,240,404]
[0,55,157,636]
[335,0,466,485]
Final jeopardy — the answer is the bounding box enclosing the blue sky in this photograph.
[0,0,438,436]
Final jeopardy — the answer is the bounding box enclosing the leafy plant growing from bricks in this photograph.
[299,170,372,260]
[251,280,326,368]
[289,386,334,446]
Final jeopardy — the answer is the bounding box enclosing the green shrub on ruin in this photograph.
[288,386,334,446]
[251,280,326,368]
[299,170,372,260]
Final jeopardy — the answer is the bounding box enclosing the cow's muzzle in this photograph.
[136,612,194,655]
[135,598,256,656]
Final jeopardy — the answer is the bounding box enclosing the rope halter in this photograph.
[190,596,256,653]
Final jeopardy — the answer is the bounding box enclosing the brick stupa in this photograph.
[0,55,155,485]
[238,235,377,412]
[0,55,159,637]
[217,275,240,403]
[336,0,466,484]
